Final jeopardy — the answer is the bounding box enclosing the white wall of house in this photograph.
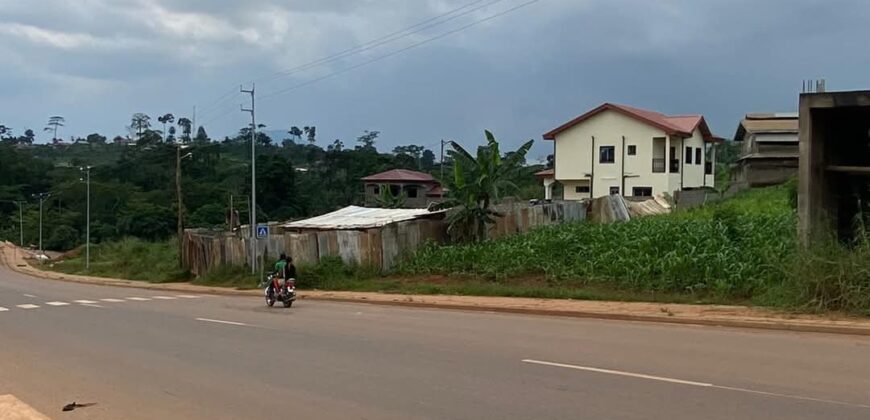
[554,110,668,198]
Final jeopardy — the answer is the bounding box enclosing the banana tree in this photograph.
[434,130,533,242]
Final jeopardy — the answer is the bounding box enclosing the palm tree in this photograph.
[434,130,534,242]
[157,113,175,142]
[44,116,65,141]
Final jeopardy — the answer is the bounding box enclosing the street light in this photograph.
[176,144,193,268]
[80,166,92,270]
[32,192,51,260]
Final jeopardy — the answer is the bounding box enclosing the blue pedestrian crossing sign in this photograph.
[256,225,269,239]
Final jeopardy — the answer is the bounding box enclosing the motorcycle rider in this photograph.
[273,253,297,293]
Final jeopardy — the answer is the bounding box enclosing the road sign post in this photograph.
[256,225,269,239]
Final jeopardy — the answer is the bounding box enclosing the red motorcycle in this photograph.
[263,272,296,308]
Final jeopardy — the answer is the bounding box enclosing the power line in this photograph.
[257,0,505,84]
[194,0,489,122]
[260,0,541,101]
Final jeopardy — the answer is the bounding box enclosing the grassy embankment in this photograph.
[45,185,870,314]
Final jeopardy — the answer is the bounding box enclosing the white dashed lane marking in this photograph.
[0,295,202,313]
[23,294,37,298]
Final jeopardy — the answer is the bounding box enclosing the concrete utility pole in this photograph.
[176,146,192,268]
[440,139,447,183]
[241,84,258,274]
[80,166,92,270]
[33,193,50,259]
[15,201,24,247]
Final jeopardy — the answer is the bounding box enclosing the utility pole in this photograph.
[241,83,257,274]
[176,146,192,268]
[440,139,446,183]
[192,105,197,140]
[80,166,92,270]
[15,201,24,247]
[33,193,50,260]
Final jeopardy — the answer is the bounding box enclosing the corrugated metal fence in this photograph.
[183,200,587,276]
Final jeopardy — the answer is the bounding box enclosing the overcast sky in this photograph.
[1,0,869,160]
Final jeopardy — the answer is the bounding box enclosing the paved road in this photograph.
[2,267,870,419]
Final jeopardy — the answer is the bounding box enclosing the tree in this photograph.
[421,149,436,170]
[356,130,379,151]
[0,125,11,140]
[434,130,534,242]
[177,117,193,142]
[288,126,303,143]
[328,139,344,152]
[22,129,36,145]
[136,129,162,147]
[44,116,65,141]
[375,185,406,209]
[393,144,425,169]
[130,113,151,139]
[86,133,107,145]
[304,126,316,144]
[194,126,209,144]
[167,126,177,143]
[157,113,175,142]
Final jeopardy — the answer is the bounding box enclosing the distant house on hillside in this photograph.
[732,112,799,187]
[361,169,444,208]
[540,103,721,200]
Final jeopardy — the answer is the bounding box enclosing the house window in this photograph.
[632,187,653,197]
[627,145,637,156]
[372,185,380,195]
[389,185,401,196]
[609,186,620,195]
[695,148,702,165]
[406,187,418,198]
[575,185,590,193]
[685,146,693,164]
[599,146,615,163]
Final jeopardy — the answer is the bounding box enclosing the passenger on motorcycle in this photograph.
[272,253,297,292]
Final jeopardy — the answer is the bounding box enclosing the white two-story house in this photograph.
[540,103,720,200]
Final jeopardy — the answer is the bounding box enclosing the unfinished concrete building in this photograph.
[798,90,870,245]
[733,112,799,187]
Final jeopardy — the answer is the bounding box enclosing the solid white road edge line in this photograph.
[521,359,712,387]
[196,318,250,327]
[522,359,870,409]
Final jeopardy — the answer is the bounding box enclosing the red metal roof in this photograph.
[542,103,715,142]
[361,169,437,183]
[534,168,555,177]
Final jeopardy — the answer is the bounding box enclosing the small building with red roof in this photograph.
[361,169,444,208]
[541,103,721,200]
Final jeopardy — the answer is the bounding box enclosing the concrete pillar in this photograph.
[543,178,555,200]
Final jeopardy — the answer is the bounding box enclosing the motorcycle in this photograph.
[262,272,296,308]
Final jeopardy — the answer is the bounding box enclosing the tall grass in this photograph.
[49,237,188,283]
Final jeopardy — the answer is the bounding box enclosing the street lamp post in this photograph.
[80,166,92,270]
[33,193,51,260]
[176,145,192,269]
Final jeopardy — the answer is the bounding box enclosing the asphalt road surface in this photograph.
[2,266,870,419]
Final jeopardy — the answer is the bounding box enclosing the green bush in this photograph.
[50,237,187,283]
